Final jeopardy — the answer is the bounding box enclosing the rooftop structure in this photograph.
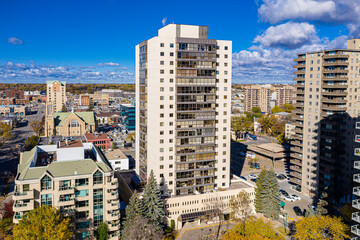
[13,141,120,239]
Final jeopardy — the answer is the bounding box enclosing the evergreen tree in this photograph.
[122,191,142,237]
[315,191,328,216]
[61,104,67,112]
[95,222,108,240]
[254,169,267,213]
[141,170,165,230]
[260,170,281,219]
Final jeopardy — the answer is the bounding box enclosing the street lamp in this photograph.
[284,212,288,235]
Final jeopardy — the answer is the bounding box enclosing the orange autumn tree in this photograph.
[13,205,72,240]
[294,215,349,240]
[222,218,284,240]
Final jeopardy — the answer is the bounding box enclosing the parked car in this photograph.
[282,195,295,202]
[290,194,301,201]
[250,178,259,183]
[247,134,257,140]
[293,206,303,216]
[248,174,257,180]
[239,176,248,181]
[277,174,287,180]
[279,189,289,196]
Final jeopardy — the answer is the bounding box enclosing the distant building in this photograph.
[0,105,27,117]
[273,111,291,120]
[84,133,111,150]
[44,104,97,137]
[47,80,66,113]
[104,149,129,170]
[12,140,120,239]
[285,123,295,139]
[79,93,109,106]
[96,112,121,125]
[275,85,295,106]
[0,116,17,128]
[79,94,91,106]
[120,104,135,131]
[244,85,271,113]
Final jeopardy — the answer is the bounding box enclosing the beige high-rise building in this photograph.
[12,141,120,239]
[291,39,360,201]
[47,80,66,112]
[244,85,271,113]
[275,85,295,106]
[135,24,232,196]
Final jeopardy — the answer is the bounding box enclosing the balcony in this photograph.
[353,212,360,223]
[321,98,347,104]
[293,77,305,81]
[294,63,306,68]
[322,105,347,111]
[13,189,34,201]
[292,146,302,153]
[58,186,75,194]
[290,158,302,167]
[58,198,75,207]
[323,53,348,59]
[354,174,360,184]
[355,161,360,170]
[322,83,348,89]
[351,225,360,236]
[293,70,305,75]
[292,140,303,147]
[107,210,120,221]
[353,199,360,210]
[13,199,34,212]
[289,171,302,179]
[108,220,121,231]
[294,57,306,62]
[290,153,302,160]
[290,165,302,172]
[353,187,360,197]
[323,69,348,74]
[323,60,349,66]
[321,90,347,96]
[106,190,119,200]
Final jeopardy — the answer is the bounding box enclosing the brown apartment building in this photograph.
[244,85,271,113]
[291,39,360,203]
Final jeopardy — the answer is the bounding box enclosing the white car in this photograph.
[248,174,257,180]
[282,195,295,202]
[290,194,301,201]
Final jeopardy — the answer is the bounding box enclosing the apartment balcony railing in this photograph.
[355,161,360,170]
[13,189,34,200]
[351,225,360,236]
[323,60,349,66]
[353,212,360,223]
[353,199,360,210]
[354,174,360,184]
[354,187,360,197]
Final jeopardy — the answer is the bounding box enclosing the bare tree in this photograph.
[229,190,253,224]
[122,215,163,240]
[204,195,229,240]
[0,123,12,148]
[30,120,43,136]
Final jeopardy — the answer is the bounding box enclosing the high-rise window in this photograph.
[93,170,103,185]
[41,175,52,190]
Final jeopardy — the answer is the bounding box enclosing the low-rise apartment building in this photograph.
[84,133,111,150]
[13,140,120,240]
[0,105,27,117]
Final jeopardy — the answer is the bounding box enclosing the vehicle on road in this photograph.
[248,174,257,179]
[290,194,301,201]
[247,134,257,140]
[277,174,287,180]
[239,176,247,181]
[282,195,295,202]
[280,189,289,196]
[293,206,303,216]
[250,178,259,183]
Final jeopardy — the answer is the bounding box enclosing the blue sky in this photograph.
[1,0,359,84]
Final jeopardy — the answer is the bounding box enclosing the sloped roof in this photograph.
[54,112,95,127]
[46,80,66,85]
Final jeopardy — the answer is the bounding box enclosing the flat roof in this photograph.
[59,140,83,148]
[256,143,285,153]
[84,133,110,141]
[104,149,128,160]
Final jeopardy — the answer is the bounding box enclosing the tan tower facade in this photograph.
[291,39,360,201]
[47,80,66,113]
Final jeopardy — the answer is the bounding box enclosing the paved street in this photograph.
[0,103,45,194]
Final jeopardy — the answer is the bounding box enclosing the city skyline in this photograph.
[1,0,360,84]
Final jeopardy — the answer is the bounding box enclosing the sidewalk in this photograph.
[176,220,236,240]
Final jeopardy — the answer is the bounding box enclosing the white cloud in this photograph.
[258,0,335,24]
[97,62,120,67]
[258,0,360,37]
[0,62,135,83]
[8,37,23,45]
[254,22,319,49]
[232,35,348,83]
[162,17,167,26]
